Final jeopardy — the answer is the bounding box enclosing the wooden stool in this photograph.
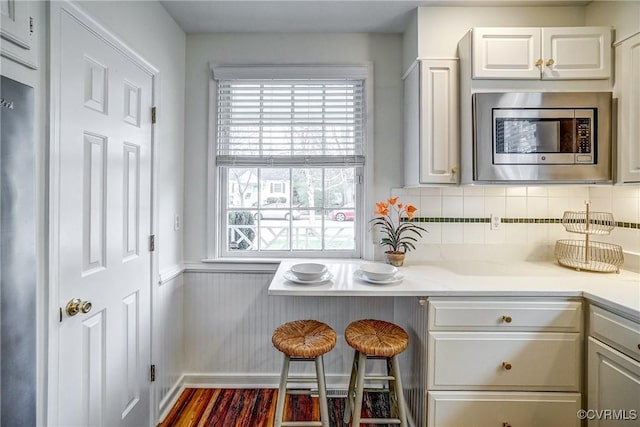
[343,319,409,427]
[272,320,336,427]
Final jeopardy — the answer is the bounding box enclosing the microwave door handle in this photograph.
[493,109,575,119]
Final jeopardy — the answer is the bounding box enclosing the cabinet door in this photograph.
[616,33,640,183]
[428,391,581,427]
[587,337,640,426]
[472,27,541,79]
[0,0,37,69]
[542,27,611,79]
[419,59,459,184]
[0,0,31,49]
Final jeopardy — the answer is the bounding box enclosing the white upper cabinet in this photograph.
[0,0,32,49]
[0,0,37,69]
[404,59,459,186]
[473,27,611,80]
[615,32,640,183]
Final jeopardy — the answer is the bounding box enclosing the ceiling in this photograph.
[160,0,591,34]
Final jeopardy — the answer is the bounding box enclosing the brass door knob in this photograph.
[502,315,512,323]
[535,58,543,67]
[546,58,555,67]
[503,362,512,370]
[66,298,93,316]
[451,166,459,174]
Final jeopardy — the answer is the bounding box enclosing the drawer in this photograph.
[589,305,640,362]
[428,299,582,332]
[427,391,581,427]
[428,331,581,390]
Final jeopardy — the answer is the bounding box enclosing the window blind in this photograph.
[216,79,365,166]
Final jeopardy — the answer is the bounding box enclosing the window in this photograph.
[212,66,368,258]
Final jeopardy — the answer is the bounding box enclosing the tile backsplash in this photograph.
[390,186,640,257]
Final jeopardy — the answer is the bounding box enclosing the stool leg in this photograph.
[343,350,359,424]
[351,352,367,426]
[390,355,408,427]
[274,354,290,427]
[387,358,398,419]
[315,355,330,427]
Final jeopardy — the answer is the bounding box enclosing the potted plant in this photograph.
[370,197,426,266]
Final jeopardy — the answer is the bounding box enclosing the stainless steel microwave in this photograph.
[473,92,612,183]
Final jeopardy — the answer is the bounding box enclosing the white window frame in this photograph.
[206,64,374,260]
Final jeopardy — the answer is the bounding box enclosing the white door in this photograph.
[52,5,154,426]
[472,27,541,79]
[542,27,611,80]
[588,338,640,427]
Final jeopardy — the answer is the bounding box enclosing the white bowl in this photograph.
[290,263,328,281]
[360,263,398,281]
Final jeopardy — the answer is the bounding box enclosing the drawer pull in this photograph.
[502,315,512,323]
[503,423,512,427]
[502,362,512,370]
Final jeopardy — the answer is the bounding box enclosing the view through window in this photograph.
[215,74,366,256]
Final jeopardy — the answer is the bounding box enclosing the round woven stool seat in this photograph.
[345,319,408,357]
[272,320,336,358]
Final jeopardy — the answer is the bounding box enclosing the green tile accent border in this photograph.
[403,217,640,230]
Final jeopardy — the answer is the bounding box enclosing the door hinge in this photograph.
[150,364,156,382]
[149,235,155,252]
[151,107,156,124]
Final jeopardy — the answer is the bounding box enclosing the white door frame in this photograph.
[47,1,160,425]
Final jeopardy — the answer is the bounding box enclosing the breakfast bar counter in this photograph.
[268,259,640,320]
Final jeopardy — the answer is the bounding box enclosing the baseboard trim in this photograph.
[182,373,350,390]
[158,374,186,423]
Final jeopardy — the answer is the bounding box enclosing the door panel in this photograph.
[54,7,153,427]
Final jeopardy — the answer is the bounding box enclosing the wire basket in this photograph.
[561,211,615,235]
[555,239,624,273]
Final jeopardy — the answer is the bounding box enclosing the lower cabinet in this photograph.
[426,298,583,427]
[428,391,581,427]
[587,305,640,427]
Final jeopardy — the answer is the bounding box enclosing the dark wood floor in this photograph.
[159,388,392,427]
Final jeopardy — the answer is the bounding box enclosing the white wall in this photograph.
[183,33,403,262]
[76,0,187,273]
[413,5,586,63]
[586,1,640,42]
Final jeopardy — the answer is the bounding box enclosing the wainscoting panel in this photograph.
[183,271,396,388]
[157,273,185,412]
[395,296,427,427]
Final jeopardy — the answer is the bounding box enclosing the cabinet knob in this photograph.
[502,315,512,323]
[502,362,512,370]
[535,58,543,68]
[546,58,555,67]
[451,166,459,174]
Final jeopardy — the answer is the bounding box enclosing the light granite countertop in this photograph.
[268,259,640,321]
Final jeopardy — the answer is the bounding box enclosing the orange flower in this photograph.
[405,205,417,219]
[375,201,389,216]
[397,203,403,209]
[387,197,398,205]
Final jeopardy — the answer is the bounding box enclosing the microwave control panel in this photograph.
[576,118,592,154]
